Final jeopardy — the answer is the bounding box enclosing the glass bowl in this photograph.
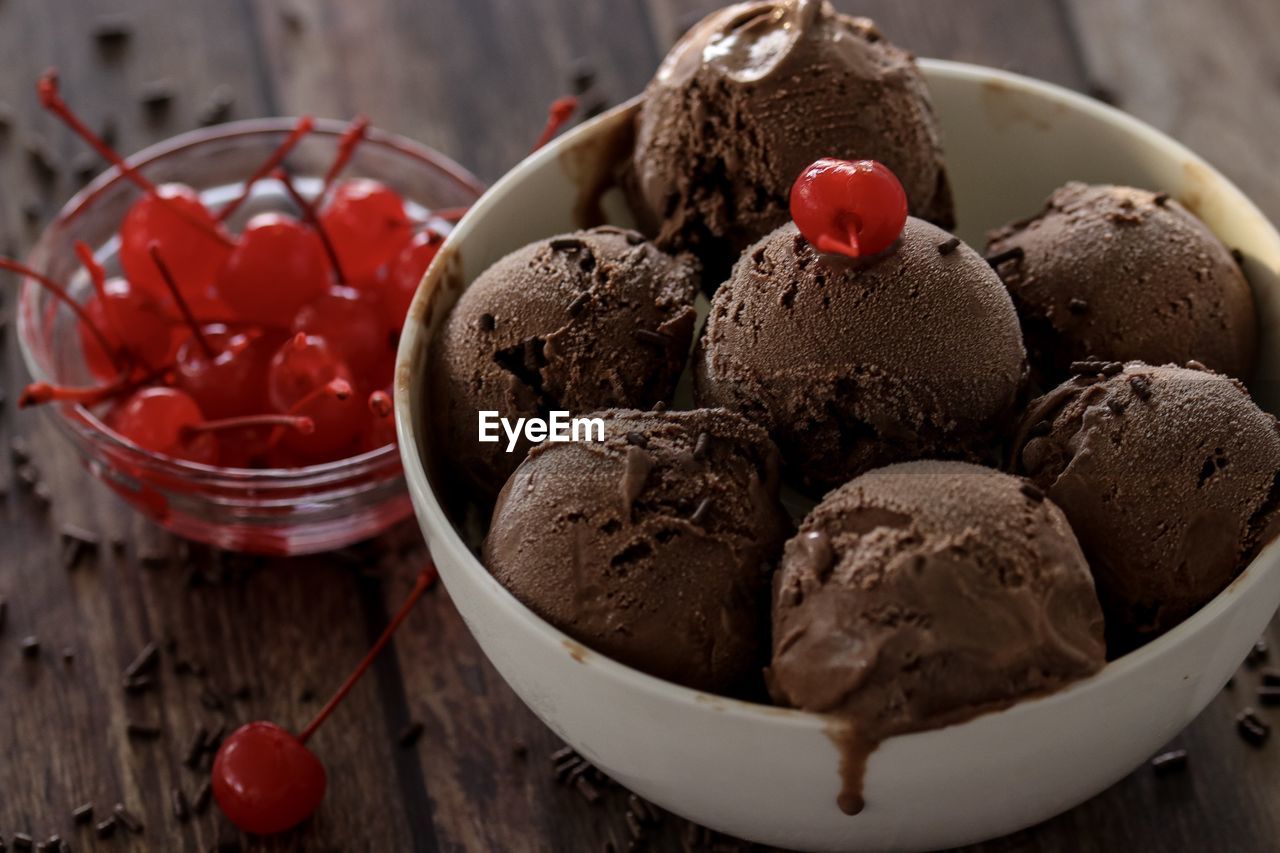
[16,118,483,555]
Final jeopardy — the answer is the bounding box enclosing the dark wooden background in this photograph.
[2,1,1278,850]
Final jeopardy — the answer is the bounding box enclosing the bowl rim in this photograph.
[394,59,1280,734]
[16,117,485,483]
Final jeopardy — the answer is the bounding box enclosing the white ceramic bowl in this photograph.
[395,61,1280,852]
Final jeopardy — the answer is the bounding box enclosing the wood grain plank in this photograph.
[246,0,663,182]
[1067,0,1280,222]
[0,2,423,851]
[645,0,1089,89]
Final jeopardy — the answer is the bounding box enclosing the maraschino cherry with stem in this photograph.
[789,158,908,259]
[213,563,439,835]
[75,241,174,376]
[38,69,234,304]
[0,256,122,373]
[111,387,314,466]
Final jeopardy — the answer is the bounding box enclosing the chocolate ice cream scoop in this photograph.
[768,461,1105,812]
[1014,362,1280,653]
[986,182,1257,384]
[694,219,1026,492]
[483,408,791,695]
[633,0,953,275]
[430,227,699,498]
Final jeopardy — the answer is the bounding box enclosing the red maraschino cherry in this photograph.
[216,212,331,326]
[789,158,908,259]
[111,387,313,465]
[381,229,442,331]
[213,563,438,835]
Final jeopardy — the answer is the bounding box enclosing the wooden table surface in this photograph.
[2,1,1278,850]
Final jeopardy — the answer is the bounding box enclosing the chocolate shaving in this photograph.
[112,803,144,834]
[1151,748,1187,774]
[398,721,425,749]
[690,496,713,526]
[1236,709,1270,746]
[171,788,190,822]
[936,236,960,256]
[123,641,159,679]
[566,291,590,316]
[984,246,1024,267]
[633,328,670,348]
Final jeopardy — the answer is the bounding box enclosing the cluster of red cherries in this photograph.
[5,71,455,468]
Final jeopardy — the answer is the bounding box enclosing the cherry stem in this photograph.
[298,563,439,744]
[184,414,315,437]
[0,257,120,369]
[217,115,315,223]
[74,241,109,303]
[19,362,170,409]
[322,115,371,194]
[532,95,579,152]
[273,168,348,286]
[147,243,216,359]
[269,376,352,449]
[37,70,234,249]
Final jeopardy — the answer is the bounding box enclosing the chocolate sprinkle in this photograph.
[690,496,713,525]
[20,635,40,658]
[937,236,961,255]
[398,721,425,749]
[549,236,585,252]
[1259,686,1280,706]
[72,803,94,824]
[1261,669,1280,687]
[693,431,710,461]
[125,721,162,740]
[0,598,7,633]
[12,835,32,851]
[1129,375,1152,401]
[192,780,213,814]
[633,328,670,348]
[171,788,190,822]
[478,312,495,331]
[1153,191,1170,207]
[1247,638,1268,666]
[112,804,144,834]
[196,85,235,127]
[93,817,116,839]
[1020,482,1045,503]
[122,675,154,694]
[1067,297,1090,315]
[1236,709,1270,746]
[567,291,590,316]
[92,14,133,47]
[123,641,159,679]
[139,80,176,114]
[1151,749,1187,774]
[574,776,601,804]
[984,246,1024,268]
[184,727,209,768]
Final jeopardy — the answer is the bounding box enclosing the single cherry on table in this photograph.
[789,158,909,259]
[212,564,439,835]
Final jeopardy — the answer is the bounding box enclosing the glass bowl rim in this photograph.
[16,117,484,487]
